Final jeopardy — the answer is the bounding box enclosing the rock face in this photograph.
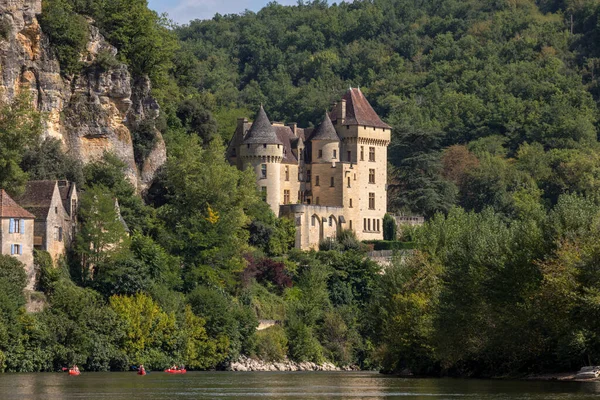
[0,0,165,190]
[228,356,358,372]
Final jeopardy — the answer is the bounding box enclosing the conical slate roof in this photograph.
[243,106,283,145]
[330,88,391,129]
[310,112,340,141]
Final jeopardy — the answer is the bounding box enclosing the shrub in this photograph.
[255,325,288,361]
[362,240,416,251]
[383,214,397,240]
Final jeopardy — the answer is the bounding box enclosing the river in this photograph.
[1,371,600,399]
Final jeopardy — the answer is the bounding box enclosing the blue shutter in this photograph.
[19,245,22,255]
[9,219,14,234]
[10,245,14,255]
[20,219,24,235]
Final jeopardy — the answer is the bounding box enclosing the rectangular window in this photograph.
[349,199,353,208]
[55,206,58,214]
[347,177,351,188]
[369,193,375,209]
[360,146,364,161]
[315,176,320,186]
[318,149,323,158]
[369,169,375,184]
[261,164,267,179]
[377,219,380,232]
[333,149,337,159]
[261,186,267,200]
[368,219,371,231]
[363,218,367,231]
[347,151,351,162]
[12,244,21,255]
[284,190,290,205]
[306,170,311,183]
[13,219,21,234]
[349,220,353,230]
[300,151,303,160]
[329,216,333,227]
[312,215,316,226]
[285,166,289,181]
[330,177,335,187]
[54,227,61,241]
[369,147,375,162]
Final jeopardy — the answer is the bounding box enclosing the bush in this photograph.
[383,214,397,241]
[362,240,416,251]
[39,0,89,75]
[255,325,288,361]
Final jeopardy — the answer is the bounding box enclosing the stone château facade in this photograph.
[227,88,391,249]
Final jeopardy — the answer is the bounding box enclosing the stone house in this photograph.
[0,190,36,289]
[227,88,391,249]
[16,180,78,262]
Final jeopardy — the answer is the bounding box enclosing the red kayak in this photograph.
[68,369,80,376]
[137,370,146,376]
[164,369,186,374]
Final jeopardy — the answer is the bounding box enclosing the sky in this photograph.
[148,0,298,24]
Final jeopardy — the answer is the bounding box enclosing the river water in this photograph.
[1,371,600,399]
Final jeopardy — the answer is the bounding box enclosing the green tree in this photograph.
[382,214,397,241]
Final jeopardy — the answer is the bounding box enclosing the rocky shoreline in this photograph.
[228,356,359,372]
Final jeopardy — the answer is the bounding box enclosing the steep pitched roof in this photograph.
[273,126,299,164]
[243,106,283,145]
[57,180,76,213]
[16,181,58,220]
[310,113,340,141]
[330,88,391,129]
[0,190,35,219]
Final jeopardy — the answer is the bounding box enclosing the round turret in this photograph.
[310,113,340,162]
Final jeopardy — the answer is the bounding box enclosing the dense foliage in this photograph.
[4,0,600,376]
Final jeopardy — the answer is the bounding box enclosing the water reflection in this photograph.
[1,371,600,400]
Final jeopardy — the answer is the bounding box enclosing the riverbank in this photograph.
[228,356,359,372]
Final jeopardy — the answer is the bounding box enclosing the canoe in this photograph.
[164,369,186,374]
[137,370,146,376]
[68,370,80,376]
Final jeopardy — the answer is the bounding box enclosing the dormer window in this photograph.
[263,144,267,148]
[318,149,323,158]
[333,150,337,159]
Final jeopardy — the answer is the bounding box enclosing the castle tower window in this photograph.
[315,176,320,186]
[377,219,380,232]
[329,216,333,227]
[318,149,323,158]
[285,166,289,181]
[368,219,371,231]
[330,177,335,187]
[347,177,351,188]
[363,218,367,231]
[369,169,375,184]
[360,146,364,161]
[349,199,353,208]
[284,190,290,204]
[312,215,316,226]
[369,193,375,209]
[333,149,337,159]
[263,144,267,148]
[307,170,312,183]
[261,164,267,178]
[349,220,353,230]
[300,151,303,160]
[261,187,267,200]
[347,151,351,162]
[247,144,250,149]
[369,147,375,162]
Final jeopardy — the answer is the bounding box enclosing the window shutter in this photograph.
[10,245,14,255]
[20,219,24,234]
[19,245,22,255]
[9,219,14,234]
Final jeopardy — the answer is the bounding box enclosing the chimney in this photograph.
[237,117,248,134]
[288,122,297,136]
[336,99,346,122]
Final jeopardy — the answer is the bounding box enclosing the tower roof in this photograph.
[0,189,35,219]
[243,106,283,145]
[310,112,340,142]
[330,88,391,129]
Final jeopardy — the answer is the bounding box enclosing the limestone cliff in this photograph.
[0,0,166,190]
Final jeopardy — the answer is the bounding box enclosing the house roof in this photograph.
[15,180,57,219]
[243,106,283,145]
[330,88,391,129]
[309,113,340,141]
[57,180,76,212]
[0,190,35,219]
[274,125,300,164]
